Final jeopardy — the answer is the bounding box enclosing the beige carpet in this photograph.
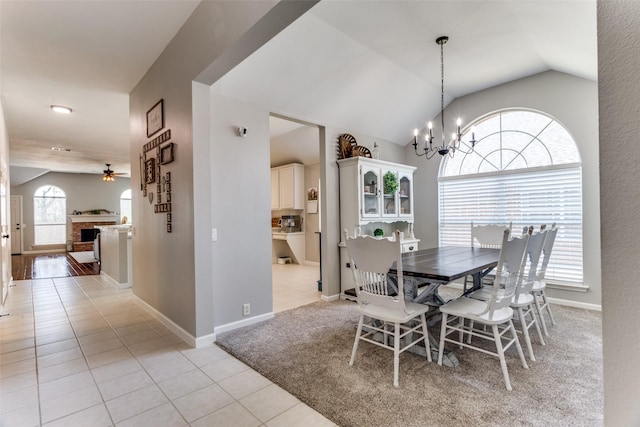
[216,300,602,427]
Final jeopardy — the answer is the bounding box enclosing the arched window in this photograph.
[120,189,132,224]
[33,185,67,245]
[439,110,583,284]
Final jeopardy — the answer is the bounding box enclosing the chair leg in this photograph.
[510,319,529,370]
[438,313,448,366]
[530,305,546,346]
[420,313,432,363]
[541,290,556,325]
[492,324,512,391]
[467,320,475,344]
[517,307,536,362]
[349,314,364,366]
[533,292,549,337]
[393,322,400,388]
[457,317,465,349]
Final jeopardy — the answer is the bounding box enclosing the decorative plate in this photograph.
[351,145,372,158]
[338,133,357,159]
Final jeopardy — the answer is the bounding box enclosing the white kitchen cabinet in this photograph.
[338,157,416,231]
[270,169,280,210]
[271,163,304,210]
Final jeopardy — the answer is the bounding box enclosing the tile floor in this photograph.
[272,263,322,313]
[0,275,334,426]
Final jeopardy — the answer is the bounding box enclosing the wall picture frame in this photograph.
[160,142,174,164]
[146,99,164,137]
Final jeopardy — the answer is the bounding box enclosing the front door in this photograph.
[10,196,22,254]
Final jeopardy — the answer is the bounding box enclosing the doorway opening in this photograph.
[269,114,322,312]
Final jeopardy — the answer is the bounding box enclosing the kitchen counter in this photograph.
[272,231,305,263]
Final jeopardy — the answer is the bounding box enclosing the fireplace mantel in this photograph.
[68,214,119,223]
[67,215,119,251]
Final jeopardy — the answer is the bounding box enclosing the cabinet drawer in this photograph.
[401,242,418,253]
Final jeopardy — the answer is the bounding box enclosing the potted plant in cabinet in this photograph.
[382,171,398,216]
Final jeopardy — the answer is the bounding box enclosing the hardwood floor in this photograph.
[11,252,100,280]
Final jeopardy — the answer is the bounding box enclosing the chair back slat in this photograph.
[536,223,558,282]
[344,229,407,314]
[517,228,548,298]
[471,222,513,248]
[485,229,529,317]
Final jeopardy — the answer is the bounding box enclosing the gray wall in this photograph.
[208,92,273,326]
[598,1,640,424]
[10,172,131,251]
[129,1,314,339]
[405,71,601,308]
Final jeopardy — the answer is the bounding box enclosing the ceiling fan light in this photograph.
[51,105,72,114]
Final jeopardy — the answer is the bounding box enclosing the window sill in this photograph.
[546,281,590,293]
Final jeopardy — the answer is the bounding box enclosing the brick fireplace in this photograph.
[67,215,118,251]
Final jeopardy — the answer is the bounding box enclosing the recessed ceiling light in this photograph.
[51,147,71,152]
[50,105,72,114]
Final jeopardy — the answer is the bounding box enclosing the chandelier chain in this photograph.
[411,35,477,160]
[440,39,445,144]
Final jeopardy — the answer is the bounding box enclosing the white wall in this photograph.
[304,163,320,263]
[405,71,601,307]
[598,1,640,424]
[10,173,131,250]
[0,100,11,303]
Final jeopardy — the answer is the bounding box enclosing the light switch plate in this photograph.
[211,228,218,241]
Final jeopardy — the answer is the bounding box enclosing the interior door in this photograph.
[10,195,22,254]
[0,171,9,305]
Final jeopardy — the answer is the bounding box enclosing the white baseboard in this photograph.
[547,297,601,311]
[214,312,274,336]
[304,261,320,267]
[99,271,130,289]
[321,293,341,302]
[22,249,65,255]
[132,295,209,348]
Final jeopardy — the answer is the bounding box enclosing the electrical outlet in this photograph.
[243,303,250,316]
[211,228,218,241]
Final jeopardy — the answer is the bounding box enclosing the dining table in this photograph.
[389,246,501,305]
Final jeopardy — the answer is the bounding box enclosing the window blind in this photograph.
[438,165,583,284]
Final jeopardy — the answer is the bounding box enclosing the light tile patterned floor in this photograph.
[272,263,322,313]
[0,275,334,426]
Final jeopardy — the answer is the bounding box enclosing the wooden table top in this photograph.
[392,246,500,283]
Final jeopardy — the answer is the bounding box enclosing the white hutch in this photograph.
[338,157,419,293]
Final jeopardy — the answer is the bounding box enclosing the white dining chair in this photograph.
[438,229,529,391]
[344,229,432,388]
[463,222,513,290]
[469,226,547,361]
[531,224,558,336]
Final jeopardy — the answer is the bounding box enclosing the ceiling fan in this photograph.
[102,163,125,182]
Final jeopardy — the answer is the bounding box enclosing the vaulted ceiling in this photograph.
[0,1,596,185]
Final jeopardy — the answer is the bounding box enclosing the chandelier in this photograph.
[102,164,115,182]
[413,36,476,159]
